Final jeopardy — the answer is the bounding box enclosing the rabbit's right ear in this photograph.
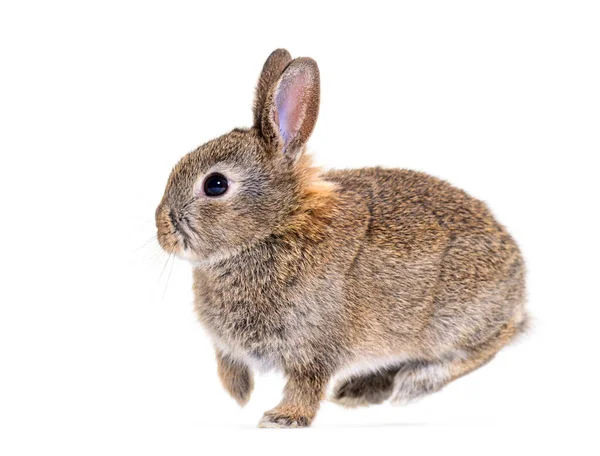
[259,57,320,161]
[253,49,292,128]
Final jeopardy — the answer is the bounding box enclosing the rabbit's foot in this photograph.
[390,361,450,405]
[258,408,311,428]
[216,351,254,406]
[331,366,400,407]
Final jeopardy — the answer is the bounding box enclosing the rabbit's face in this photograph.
[156,50,321,263]
[155,128,297,262]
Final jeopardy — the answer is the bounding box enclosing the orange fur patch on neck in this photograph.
[298,152,338,203]
[282,153,339,239]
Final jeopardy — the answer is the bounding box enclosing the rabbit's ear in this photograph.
[253,49,292,128]
[261,57,320,160]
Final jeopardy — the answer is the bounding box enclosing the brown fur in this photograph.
[155,49,528,428]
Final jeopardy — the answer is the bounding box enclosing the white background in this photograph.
[1,1,599,454]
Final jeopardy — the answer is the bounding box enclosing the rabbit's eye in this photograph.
[203,173,228,197]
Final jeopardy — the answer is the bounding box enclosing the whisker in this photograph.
[163,254,176,299]
[159,253,171,281]
[134,235,158,252]
[148,248,166,267]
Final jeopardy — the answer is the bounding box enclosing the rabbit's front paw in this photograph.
[258,409,311,428]
[216,351,254,407]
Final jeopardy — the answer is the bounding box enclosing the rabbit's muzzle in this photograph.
[155,204,185,255]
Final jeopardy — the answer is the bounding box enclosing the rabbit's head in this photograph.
[156,49,331,262]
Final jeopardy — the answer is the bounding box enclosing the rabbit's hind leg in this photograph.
[391,320,521,405]
[331,365,401,407]
[390,359,454,405]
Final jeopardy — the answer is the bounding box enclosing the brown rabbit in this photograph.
[155,49,528,428]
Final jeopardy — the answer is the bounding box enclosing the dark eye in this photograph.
[203,173,228,197]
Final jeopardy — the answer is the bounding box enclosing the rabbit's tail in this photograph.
[510,306,532,343]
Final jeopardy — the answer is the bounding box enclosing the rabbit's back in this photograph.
[325,167,506,239]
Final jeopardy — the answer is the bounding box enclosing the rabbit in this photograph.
[155,48,528,428]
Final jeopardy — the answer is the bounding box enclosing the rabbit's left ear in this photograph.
[261,57,320,160]
[254,49,292,128]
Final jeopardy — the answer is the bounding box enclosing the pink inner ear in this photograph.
[276,72,308,145]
